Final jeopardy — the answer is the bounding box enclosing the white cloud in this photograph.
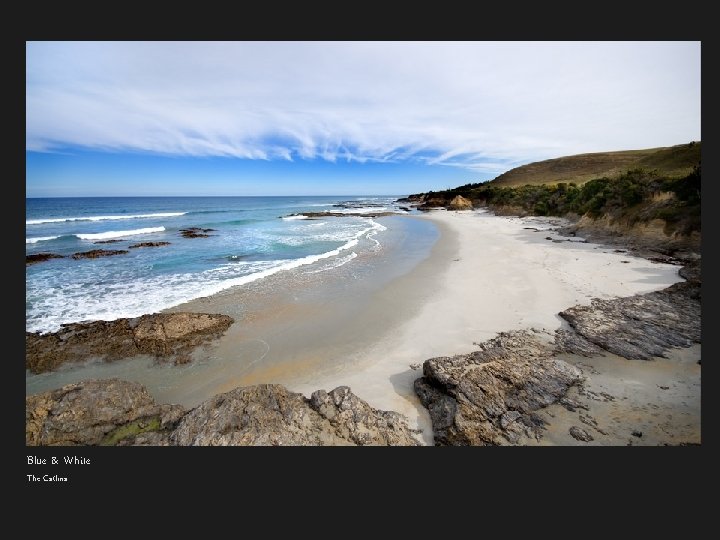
[26,41,701,174]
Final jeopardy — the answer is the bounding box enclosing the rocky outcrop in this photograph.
[26,379,184,446]
[179,227,216,238]
[26,253,64,265]
[558,280,700,360]
[174,384,420,446]
[414,331,583,445]
[128,241,171,248]
[396,194,424,204]
[27,380,420,446]
[447,195,473,210]
[418,197,449,210]
[283,211,396,219]
[71,249,128,259]
[26,312,234,373]
[332,201,387,210]
[415,263,701,445]
[94,239,122,244]
[558,214,700,259]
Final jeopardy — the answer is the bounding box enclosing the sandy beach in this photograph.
[26,209,696,445]
[284,209,687,442]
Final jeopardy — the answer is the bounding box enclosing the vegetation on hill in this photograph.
[406,143,700,238]
[489,142,700,187]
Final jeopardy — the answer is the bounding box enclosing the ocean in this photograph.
[26,196,407,334]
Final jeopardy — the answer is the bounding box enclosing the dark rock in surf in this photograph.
[71,249,128,260]
[128,242,171,249]
[25,312,234,374]
[179,227,216,238]
[26,253,65,266]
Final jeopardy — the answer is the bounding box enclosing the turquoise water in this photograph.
[26,196,406,333]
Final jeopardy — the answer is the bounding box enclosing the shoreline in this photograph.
[27,208,694,445]
[287,209,687,442]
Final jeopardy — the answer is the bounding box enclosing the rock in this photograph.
[179,227,216,238]
[418,197,449,210]
[71,249,128,260]
[25,379,184,446]
[128,242,171,249]
[399,206,411,212]
[26,312,234,373]
[172,384,419,446]
[554,328,605,357]
[447,195,473,211]
[94,239,122,244]
[332,201,387,210]
[26,253,64,265]
[560,396,588,412]
[414,331,583,445]
[569,426,594,442]
[632,430,643,438]
[678,261,701,283]
[310,386,420,445]
[559,281,700,360]
[28,380,420,446]
[396,194,424,203]
[282,211,396,219]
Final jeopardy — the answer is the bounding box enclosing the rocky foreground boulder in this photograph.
[26,312,234,374]
[558,280,700,360]
[26,379,421,446]
[26,379,184,446]
[415,267,701,445]
[415,331,583,446]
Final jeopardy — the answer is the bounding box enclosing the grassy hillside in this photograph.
[490,142,700,187]
[403,142,701,242]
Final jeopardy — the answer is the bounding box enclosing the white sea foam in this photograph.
[26,212,186,225]
[26,219,388,333]
[305,252,358,274]
[366,220,387,250]
[26,236,59,244]
[335,207,388,214]
[281,215,309,220]
[75,227,166,240]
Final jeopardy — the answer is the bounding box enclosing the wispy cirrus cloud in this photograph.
[26,41,701,175]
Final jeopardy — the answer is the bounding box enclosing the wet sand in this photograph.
[521,345,701,446]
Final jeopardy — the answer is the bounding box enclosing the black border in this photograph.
[15,13,710,517]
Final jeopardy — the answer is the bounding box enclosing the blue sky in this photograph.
[26,41,701,197]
